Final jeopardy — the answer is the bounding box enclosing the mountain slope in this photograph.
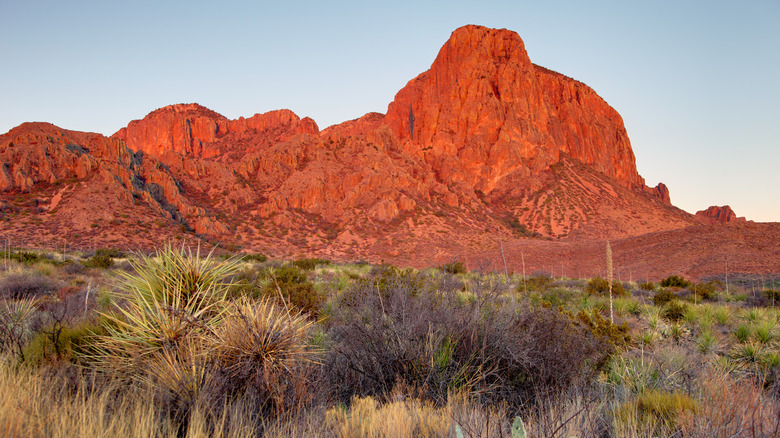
[1,25,774,277]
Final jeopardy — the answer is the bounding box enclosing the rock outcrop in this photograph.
[0,122,198,226]
[696,205,747,224]
[114,103,319,160]
[0,24,709,259]
[384,25,644,193]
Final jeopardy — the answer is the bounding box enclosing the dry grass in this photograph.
[3,246,780,437]
[679,370,780,437]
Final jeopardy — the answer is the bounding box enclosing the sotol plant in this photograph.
[93,244,242,382]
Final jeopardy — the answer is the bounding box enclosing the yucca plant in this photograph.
[207,297,321,416]
[734,324,751,343]
[210,297,319,375]
[754,321,775,344]
[696,329,717,354]
[0,298,38,361]
[93,244,242,379]
[731,342,762,364]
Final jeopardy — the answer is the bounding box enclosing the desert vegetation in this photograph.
[0,245,779,437]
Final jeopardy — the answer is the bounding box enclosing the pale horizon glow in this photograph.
[1,1,778,222]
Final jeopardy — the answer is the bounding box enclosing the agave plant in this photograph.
[93,244,242,378]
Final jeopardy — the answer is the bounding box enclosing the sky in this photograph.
[1,0,779,221]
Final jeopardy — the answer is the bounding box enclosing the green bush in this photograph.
[438,261,466,275]
[95,248,124,259]
[660,275,690,288]
[639,281,656,291]
[9,251,41,264]
[575,309,631,350]
[585,276,626,296]
[663,301,687,322]
[291,258,330,271]
[242,253,268,263]
[83,253,114,269]
[690,282,717,300]
[523,274,554,292]
[653,289,677,306]
[23,318,108,366]
[263,265,323,316]
[763,289,780,302]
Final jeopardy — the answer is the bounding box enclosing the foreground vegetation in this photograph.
[1,246,779,437]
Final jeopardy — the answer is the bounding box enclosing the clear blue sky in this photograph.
[2,0,779,221]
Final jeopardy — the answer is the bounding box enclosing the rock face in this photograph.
[696,205,747,224]
[114,103,319,160]
[0,24,705,261]
[384,25,644,193]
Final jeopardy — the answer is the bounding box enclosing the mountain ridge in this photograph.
[0,25,776,278]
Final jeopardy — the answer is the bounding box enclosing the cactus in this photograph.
[511,416,527,438]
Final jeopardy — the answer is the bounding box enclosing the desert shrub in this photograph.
[523,274,554,292]
[438,261,466,275]
[61,261,86,275]
[660,275,690,288]
[242,252,268,263]
[539,288,577,308]
[689,282,717,300]
[764,289,780,303]
[23,317,108,366]
[291,258,330,271]
[653,289,677,306]
[0,273,57,299]
[95,248,124,259]
[639,281,655,291]
[82,253,114,269]
[345,264,430,301]
[262,265,322,316]
[226,267,263,299]
[574,309,631,351]
[436,272,465,295]
[662,301,687,322]
[326,278,610,410]
[585,276,626,297]
[9,251,40,264]
[205,297,321,417]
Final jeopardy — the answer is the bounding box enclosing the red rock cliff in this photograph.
[114,103,318,159]
[385,25,644,192]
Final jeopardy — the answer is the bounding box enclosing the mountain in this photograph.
[0,25,776,278]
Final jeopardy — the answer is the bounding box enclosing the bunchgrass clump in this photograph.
[614,389,698,437]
